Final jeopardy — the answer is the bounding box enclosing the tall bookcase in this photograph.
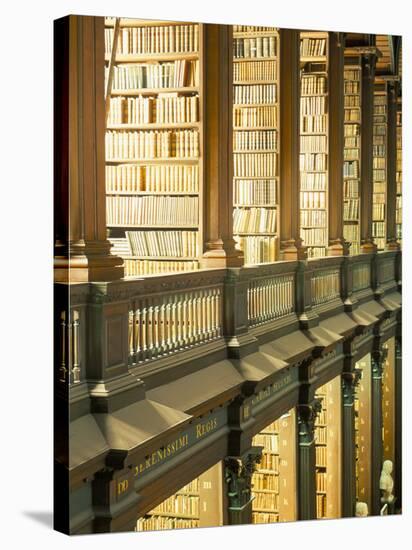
[232,25,279,265]
[396,104,402,243]
[251,408,296,523]
[299,32,329,259]
[136,462,223,531]
[343,59,361,255]
[104,18,203,277]
[314,377,341,519]
[372,86,388,251]
[382,338,396,465]
[354,354,372,510]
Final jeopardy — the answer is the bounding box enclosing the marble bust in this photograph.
[380,459,395,504]
[355,501,368,517]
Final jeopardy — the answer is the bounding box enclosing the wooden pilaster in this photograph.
[200,24,243,268]
[328,32,349,256]
[279,29,306,261]
[54,15,124,282]
[386,80,400,250]
[360,51,378,253]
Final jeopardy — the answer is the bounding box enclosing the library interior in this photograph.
[54,16,402,534]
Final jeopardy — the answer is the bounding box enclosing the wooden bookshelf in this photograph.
[104,18,203,277]
[382,338,396,465]
[372,87,388,251]
[251,408,297,523]
[232,25,280,265]
[299,32,329,258]
[314,377,342,519]
[136,462,224,531]
[343,61,361,255]
[396,105,402,243]
[355,354,372,510]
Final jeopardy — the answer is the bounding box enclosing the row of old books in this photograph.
[108,60,199,90]
[343,160,359,178]
[233,207,277,233]
[315,444,327,467]
[344,109,361,122]
[373,124,387,136]
[105,129,200,159]
[344,95,361,107]
[299,153,327,171]
[300,172,326,190]
[300,191,326,209]
[344,81,360,94]
[123,230,198,257]
[344,148,359,160]
[235,236,277,264]
[300,38,326,57]
[106,195,198,226]
[137,517,199,531]
[307,246,327,258]
[301,75,327,95]
[316,495,327,518]
[300,135,327,153]
[150,494,199,516]
[316,426,327,444]
[233,36,277,59]
[234,84,277,105]
[373,203,385,220]
[234,179,277,205]
[105,25,199,55]
[124,258,198,276]
[344,199,360,220]
[372,222,385,237]
[300,209,327,227]
[252,473,279,491]
[300,96,327,115]
[345,136,360,148]
[234,153,277,177]
[105,164,199,193]
[252,513,279,524]
[253,492,279,510]
[300,114,328,134]
[396,197,402,223]
[317,472,327,492]
[233,106,277,127]
[343,180,359,197]
[345,123,360,136]
[234,130,277,151]
[373,169,386,182]
[107,94,199,125]
[373,156,386,168]
[233,60,277,82]
[301,228,327,246]
[233,25,274,32]
[344,68,360,81]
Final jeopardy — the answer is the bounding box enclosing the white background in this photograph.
[0,0,409,547]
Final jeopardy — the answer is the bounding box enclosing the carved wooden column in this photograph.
[386,80,400,250]
[278,29,306,261]
[224,447,262,525]
[200,24,243,268]
[54,15,124,282]
[394,335,402,509]
[297,398,322,520]
[341,369,361,517]
[370,346,385,515]
[328,32,349,256]
[360,50,378,254]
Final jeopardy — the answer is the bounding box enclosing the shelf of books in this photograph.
[396,105,402,243]
[343,60,361,255]
[136,462,223,531]
[251,408,297,523]
[314,377,341,519]
[299,32,329,258]
[104,18,203,277]
[232,25,279,265]
[382,338,395,464]
[354,354,372,509]
[372,88,388,251]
